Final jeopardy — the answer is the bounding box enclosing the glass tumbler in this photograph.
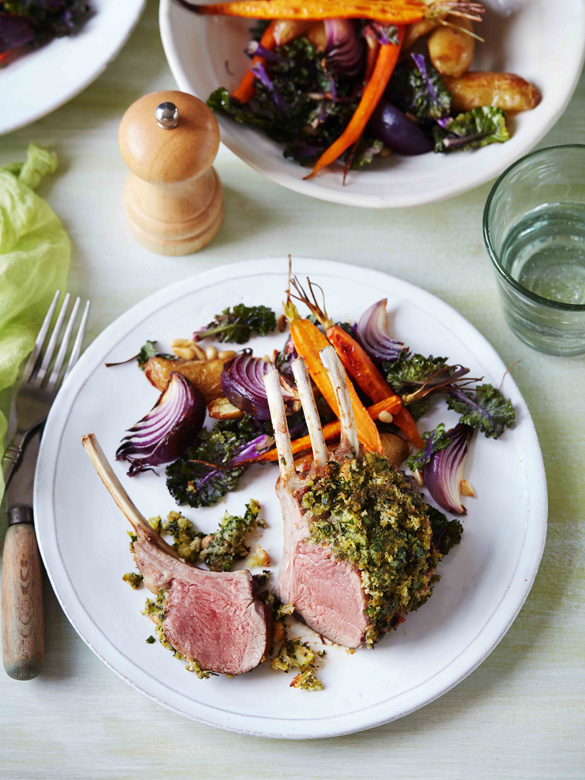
[483,145,585,356]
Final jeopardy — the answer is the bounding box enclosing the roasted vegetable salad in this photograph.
[178,0,542,179]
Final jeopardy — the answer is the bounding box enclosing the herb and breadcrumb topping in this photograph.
[271,637,325,691]
[148,511,204,564]
[201,499,265,572]
[290,670,324,691]
[122,571,143,589]
[302,452,439,647]
[147,500,266,571]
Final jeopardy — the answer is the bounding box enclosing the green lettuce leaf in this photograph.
[0,143,69,500]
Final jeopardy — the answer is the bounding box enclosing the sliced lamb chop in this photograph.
[264,347,437,650]
[82,434,273,676]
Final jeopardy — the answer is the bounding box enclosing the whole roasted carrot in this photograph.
[240,396,401,465]
[289,276,424,448]
[326,326,424,448]
[284,300,382,454]
[232,21,277,103]
[190,0,483,26]
[305,26,405,179]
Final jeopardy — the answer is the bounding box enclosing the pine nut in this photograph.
[460,479,475,497]
[173,346,196,360]
[201,534,214,549]
[171,338,192,349]
[413,469,424,487]
[192,344,207,361]
[263,354,272,364]
[277,314,287,332]
[378,410,394,424]
[205,345,218,360]
[218,350,236,360]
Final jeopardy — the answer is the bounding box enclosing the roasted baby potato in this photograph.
[208,397,244,420]
[144,357,227,402]
[443,72,542,113]
[380,432,409,466]
[428,16,474,78]
[273,19,313,46]
[307,21,327,51]
[402,19,437,52]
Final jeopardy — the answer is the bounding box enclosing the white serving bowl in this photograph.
[160,0,585,208]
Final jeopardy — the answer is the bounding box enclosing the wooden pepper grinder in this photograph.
[118,90,223,256]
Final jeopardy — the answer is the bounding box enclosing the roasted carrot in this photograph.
[363,36,380,84]
[306,27,404,179]
[232,21,277,103]
[191,0,484,26]
[240,396,402,465]
[289,276,424,448]
[326,325,424,448]
[284,300,383,454]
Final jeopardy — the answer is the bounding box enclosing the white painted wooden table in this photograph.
[1,3,584,778]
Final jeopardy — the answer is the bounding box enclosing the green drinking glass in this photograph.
[483,145,585,356]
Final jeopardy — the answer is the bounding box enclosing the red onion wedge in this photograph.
[424,423,473,515]
[355,299,408,365]
[324,20,364,77]
[116,372,205,476]
[221,349,300,420]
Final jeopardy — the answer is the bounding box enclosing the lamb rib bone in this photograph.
[291,356,329,469]
[319,346,359,457]
[81,434,273,676]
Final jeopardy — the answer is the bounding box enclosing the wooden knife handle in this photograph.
[1,516,44,680]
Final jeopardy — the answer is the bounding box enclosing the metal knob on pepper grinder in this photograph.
[118,90,223,256]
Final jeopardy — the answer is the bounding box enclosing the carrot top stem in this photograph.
[288,275,334,329]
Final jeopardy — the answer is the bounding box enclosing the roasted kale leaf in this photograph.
[433,106,510,153]
[4,0,91,43]
[137,339,175,369]
[390,54,451,123]
[447,383,515,439]
[384,353,449,395]
[407,422,452,472]
[166,416,272,507]
[208,37,359,167]
[427,506,463,556]
[350,137,384,170]
[193,303,276,344]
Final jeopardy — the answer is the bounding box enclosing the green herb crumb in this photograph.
[122,571,143,589]
[201,499,264,572]
[290,670,324,691]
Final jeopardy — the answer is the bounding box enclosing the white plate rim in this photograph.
[34,257,548,738]
[0,0,147,137]
[158,0,585,209]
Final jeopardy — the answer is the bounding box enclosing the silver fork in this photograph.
[2,290,91,490]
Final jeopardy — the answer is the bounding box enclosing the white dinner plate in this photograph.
[160,0,585,208]
[0,0,146,136]
[35,258,547,738]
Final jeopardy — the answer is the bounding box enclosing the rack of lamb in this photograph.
[264,347,439,649]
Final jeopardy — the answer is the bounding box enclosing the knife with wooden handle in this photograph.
[1,428,44,680]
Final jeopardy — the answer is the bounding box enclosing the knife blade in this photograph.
[1,426,44,680]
